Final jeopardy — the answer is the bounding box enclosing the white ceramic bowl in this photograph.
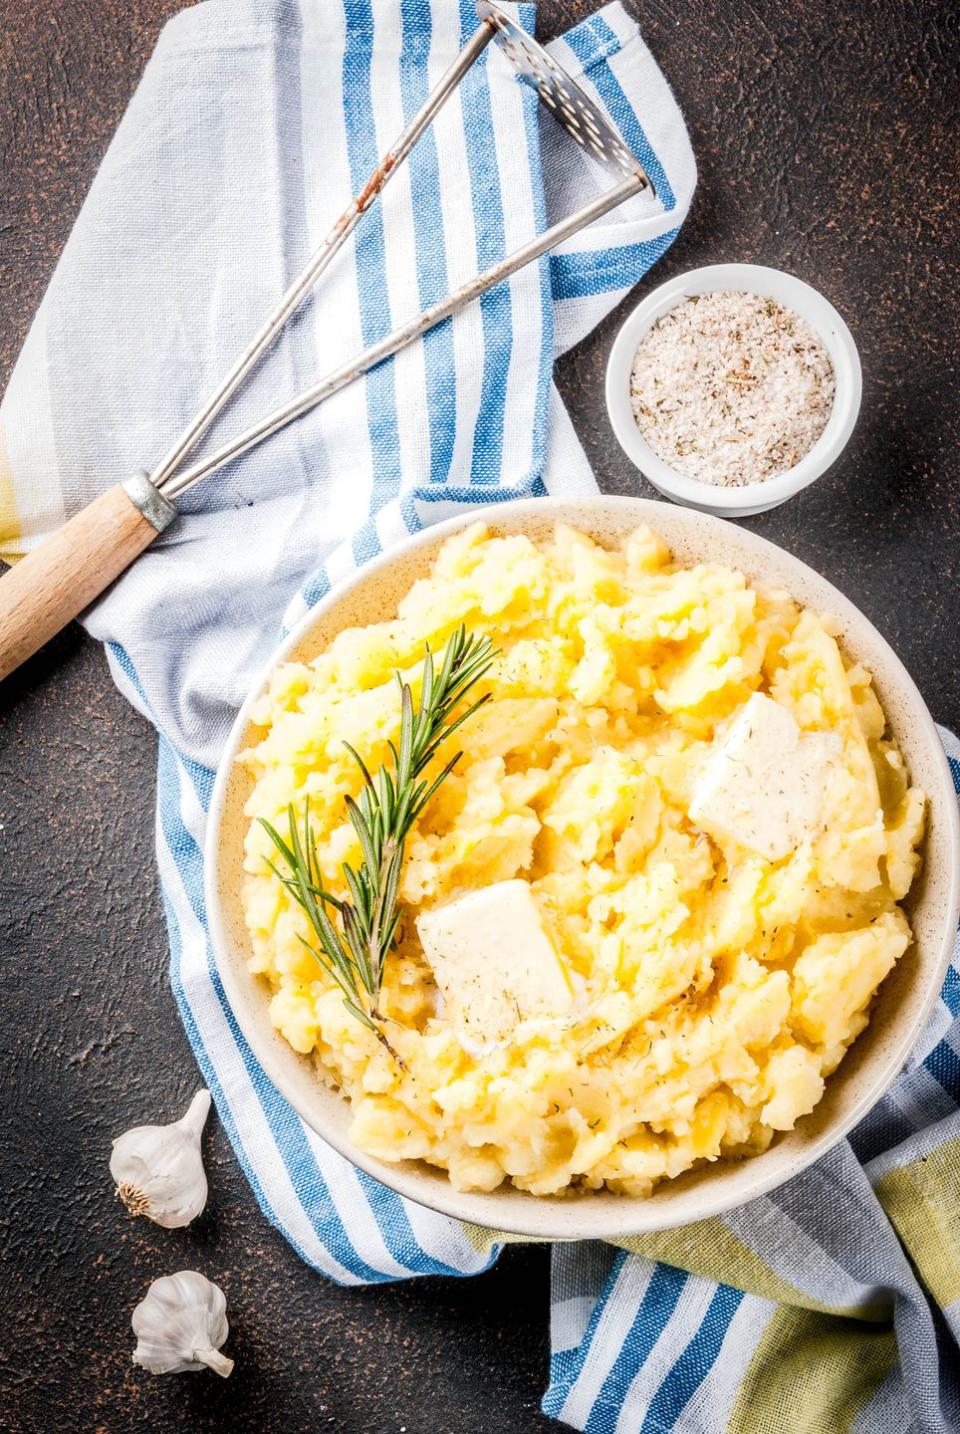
[605,264,863,516]
[205,497,958,1239]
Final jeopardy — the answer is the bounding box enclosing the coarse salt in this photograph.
[630,290,835,487]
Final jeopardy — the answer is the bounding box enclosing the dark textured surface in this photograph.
[0,2,957,1431]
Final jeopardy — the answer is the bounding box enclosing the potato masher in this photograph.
[0,0,653,681]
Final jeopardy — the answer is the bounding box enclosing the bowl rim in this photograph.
[605,263,863,514]
[204,494,959,1239]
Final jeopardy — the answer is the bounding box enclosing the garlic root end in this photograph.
[196,1346,233,1378]
[116,1182,150,1218]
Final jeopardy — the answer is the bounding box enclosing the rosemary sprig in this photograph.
[259,626,497,1061]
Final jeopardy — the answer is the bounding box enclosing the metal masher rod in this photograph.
[150,19,496,495]
[161,173,646,500]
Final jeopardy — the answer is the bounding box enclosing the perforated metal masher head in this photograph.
[140,1,652,518]
[478,2,642,178]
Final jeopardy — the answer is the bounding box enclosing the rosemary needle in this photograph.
[259,626,497,1062]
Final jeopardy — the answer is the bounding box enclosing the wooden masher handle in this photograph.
[0,474,176,682]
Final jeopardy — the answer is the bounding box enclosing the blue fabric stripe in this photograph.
[848,1094,918,1165]
[924,1032,960,1100]
[582,1263,688,1433]
[457,0,510,486]
[639,1284,745,1433]
[411,477,547,504]
[400,0,457,485]
[548,1345,586,1398]
[550,230,679,301]
[399,489,422,533]
[941,964,960,1019]
[543,1250,632,1419]
[562,16,675,210]
[343,0,400,562]
[299,565,332,613]
[554,14,622,72]
[108,639,153,713]
[352,515,381,567]
[353,1166,499,1277]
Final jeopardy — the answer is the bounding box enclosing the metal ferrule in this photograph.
[122,471,178,533]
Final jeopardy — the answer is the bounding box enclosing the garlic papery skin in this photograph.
[110,1089,211,1229]
[132,1270,233,1377]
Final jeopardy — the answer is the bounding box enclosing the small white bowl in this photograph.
[605,263,862,516]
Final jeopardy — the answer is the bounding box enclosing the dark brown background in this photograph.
[1,2,957,1431]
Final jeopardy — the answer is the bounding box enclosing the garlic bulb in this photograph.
[132,1270,233,1377]
[110,1089,211,1228]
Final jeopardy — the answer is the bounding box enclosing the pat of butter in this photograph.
[416,880,574,1043]
[689,692,840,862]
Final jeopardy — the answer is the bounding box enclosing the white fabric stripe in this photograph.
[550,1242,621,1350]
[401,1196,496,1274]
[281,592,310,634]
[541,386,601,496]
[300,0,375,550]
[431,12,484,488]
[866,1108,960,1183]
[552,1295,606,1354]
[558,1255,657,1428]
[485,38,544,483]
[326,536,361,589]
[302,1129,414,1279]
[171,756,209,838]
[725,1196,885,1312]
[369,3,430,503]
[886,1064,958,1131]
[251,20,311,593]
[677,1294,775,1433]
[937,724,960,760]
[613,1276,719,1434]
[375,494,414,552]
[908,997,955,1067]
[606,25,697,214]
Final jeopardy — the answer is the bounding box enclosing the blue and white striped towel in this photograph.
[3,3,959,1430]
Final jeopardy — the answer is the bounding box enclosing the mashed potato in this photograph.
[240,523,925,1197]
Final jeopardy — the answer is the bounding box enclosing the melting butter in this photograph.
[416,879,573,1044]
[688,692,841,862]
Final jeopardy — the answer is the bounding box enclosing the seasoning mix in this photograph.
[630,290,835,487]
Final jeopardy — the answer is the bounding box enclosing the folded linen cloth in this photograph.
[2,3,958,1431]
